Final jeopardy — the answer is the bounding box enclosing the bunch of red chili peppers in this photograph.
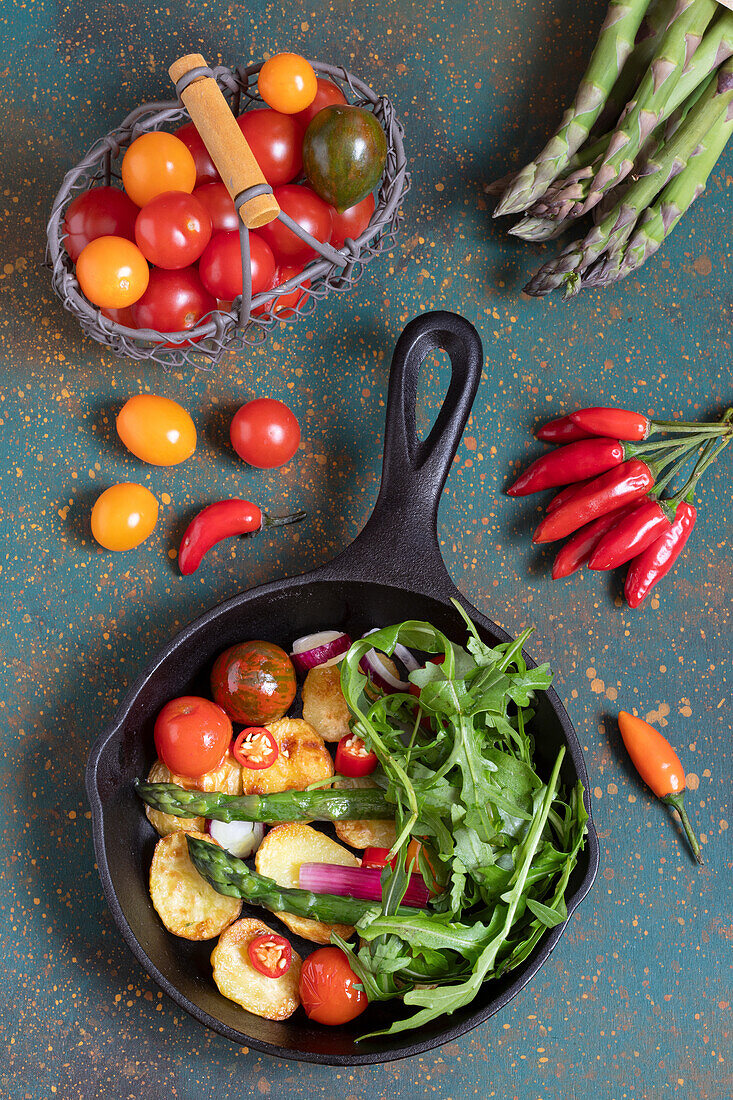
[508,405,732,608]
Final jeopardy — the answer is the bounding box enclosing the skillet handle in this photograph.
[322,310,483,591]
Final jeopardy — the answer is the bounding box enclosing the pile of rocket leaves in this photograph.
[335,602,588,1039]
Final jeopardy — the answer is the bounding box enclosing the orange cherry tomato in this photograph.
[298,946,367,1025]
[116,395,197,466]
[258,53,317,114]
[76,236,149,309]
[91,483,158,550]
[153,696,232,778]
[121,132,196,207]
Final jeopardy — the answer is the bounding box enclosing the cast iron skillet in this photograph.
[86,311,599,1065]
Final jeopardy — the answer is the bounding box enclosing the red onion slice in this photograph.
[359,648,409,692]
[290,630,351,674]
[298,863,430,909]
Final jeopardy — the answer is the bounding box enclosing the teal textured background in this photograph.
[0,0,731,1097]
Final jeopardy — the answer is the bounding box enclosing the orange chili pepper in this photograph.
[618,711,702,864]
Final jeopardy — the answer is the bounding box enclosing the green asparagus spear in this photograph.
[524,63,733,296]
[493,0,653,217]
[134,778,393,822]
[186,835,380,923]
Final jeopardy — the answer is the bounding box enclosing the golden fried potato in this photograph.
[239,718,333,796]
[333,776,397,850]
[169,750,242,796]
[149,830,241,940]
[255,823,360,944]
[301,664,351,742]
[211,917,302,1021]
[144,760,206,836]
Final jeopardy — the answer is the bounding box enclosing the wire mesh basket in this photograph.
[46,59,409,367]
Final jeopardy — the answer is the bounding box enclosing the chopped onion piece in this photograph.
[360,648,409,692]
[207,818,265,859]
[392,642,419,673]
[290,630,351,674]
[298,863,430,909]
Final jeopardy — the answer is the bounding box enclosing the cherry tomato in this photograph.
[230,398,300,468]
[153,695,232,778]
[63,186,139,262]
[193,182,239,232]
[330,193,376,250]
[267,264,311,319]
[100,305,136,327]
[294,77,347,129]
[362,840,441,891]
[299,947,367,1025]
[76,236,149,309]
[335,734,378,778]
[198,231,276,302]
[121,132,196,207]
[116,395,197,466]
[176,120,220,186]
[91,482,158,551]
[247,932,292,978]
[134,191,212,269]
[131,267,215,334]
[232,727,279,770]
[236,109,303,186]
[258,53,317,114]
[258,185,332,263]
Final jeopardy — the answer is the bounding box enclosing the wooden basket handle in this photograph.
[168,53,280,229]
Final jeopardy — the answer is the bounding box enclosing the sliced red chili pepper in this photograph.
[361,846,395,870]
[233,726,279,770]
[570,407,651,441]
[507,437,626,496]
[533,459,655,544]
[247,932,293,978]
[535,414,593,444]
[589,497,673,571]
[551,504,635,579]
[178,499,306,575]
[624,502,697,608]
[335,734,378,778]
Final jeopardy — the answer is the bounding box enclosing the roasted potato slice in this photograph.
[149,830,241,940]
[255,823,360,944]
[333,776,397,849]
[169,750,242,796]
[211,917,302,1021]
[144,760,206,836]
[301,664,351,742]
[240,718,333,796]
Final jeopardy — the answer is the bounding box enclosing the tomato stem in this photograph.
[662,792,703,865]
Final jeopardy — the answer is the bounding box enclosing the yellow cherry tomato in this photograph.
[116,395,197,466]
[258,53,317,114]
[76,236,149,309]
[121,132,196,207]
[91,483,159,551]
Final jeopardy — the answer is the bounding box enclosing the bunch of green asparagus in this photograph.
[490,0,733,298]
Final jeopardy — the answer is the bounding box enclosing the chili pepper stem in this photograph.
[671,433,732,505]
[662,792,703,865]
[262,509,307,529]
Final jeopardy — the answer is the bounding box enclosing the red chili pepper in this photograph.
[507,437,626,496]
[536,414,593,444]
[533,459,654,543]
[178,499,306,575]
[546,476,595,514]
[551,504,635,579]
[624,502,697,608]
[247,932,293,978]
[335,733,378,778]
[361,846,396,870]
[589,497,673,571]
[232,727,279,770]
[570,407,651,441]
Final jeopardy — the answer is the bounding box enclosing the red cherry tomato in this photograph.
[248,932,293,978]
[236,109,303,186]
[153,695,232,778]
[198,231,277,301]
[63,186,139,262]
[254,264,311,320]
[131,267,215,334]
[230,398,300,468]
[193,182,239,232]
[299,947,367,1025]
[176,121,221,186]
[330,193,376,250]
[232,727,279,770]
[100,305,136,327]
[258,185,332,263]
[135,191,212,269]
[294,77,347,129]
[335,734,378,778]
